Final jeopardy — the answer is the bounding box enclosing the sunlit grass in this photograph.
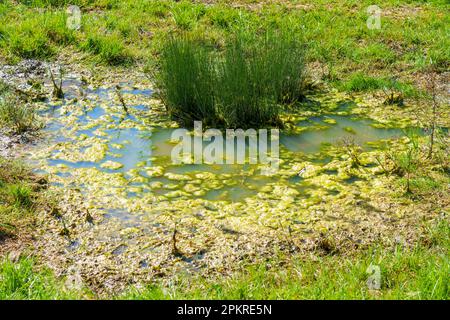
[122,220,449,300]
[0,83,39,134]
[0,257,82,300]
[0,0,447,76]
[1,220,447,300]
[156,36,216,127]
[0,158,37,236]
[82,32,133,65]
[336,72,417,96]
[156,31,306,128]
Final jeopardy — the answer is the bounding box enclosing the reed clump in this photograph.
[156,31,307,129]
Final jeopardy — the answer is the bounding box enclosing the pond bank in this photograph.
[2,219,449,299]
[1,59,448,295]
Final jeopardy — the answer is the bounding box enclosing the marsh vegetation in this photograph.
[0,0,448,301]
[156,31,306,128]
[0,83,39,134]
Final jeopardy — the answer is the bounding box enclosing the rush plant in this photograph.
[155,31,306,129]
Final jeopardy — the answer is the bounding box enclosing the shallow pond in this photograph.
[24,77,433,277]
[281,115,403,154]
[30,80,408,205]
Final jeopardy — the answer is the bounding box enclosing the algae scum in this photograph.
[22,77,414,286]
[32,81,404,204]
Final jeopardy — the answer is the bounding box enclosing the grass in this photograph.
[384,129,449,195]
[156,31,306,128]
[157,36,216,127]
[341,72,409,95]
[8,185,33,208]
[217,31,306,127]
[0,9,74,59]
[82,32,133,66]
[0,158,38,237]
[337,73,417,96]
[0,257,80,299]
[0,0,448,301]
[18,0,88,7]
[171,1,205,30]
[0,0,446,80]
[124,233,449,300]
[0,219,448,300]
[0,83,39,134]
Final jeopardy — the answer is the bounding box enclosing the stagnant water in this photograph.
[20,78,431,271]
[29,79,407,205]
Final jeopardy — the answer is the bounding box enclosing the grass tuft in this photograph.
[82,33,133,65]
[338,73,417,98]
[157,36,216,126]
[8,185,32,208]
[156,31,306,128]
[171,1,205,30]
[0,257,81,299]
[0,158,37,236]
[0,84,39,134]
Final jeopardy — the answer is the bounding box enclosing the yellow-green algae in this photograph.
[21,78,449,294]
